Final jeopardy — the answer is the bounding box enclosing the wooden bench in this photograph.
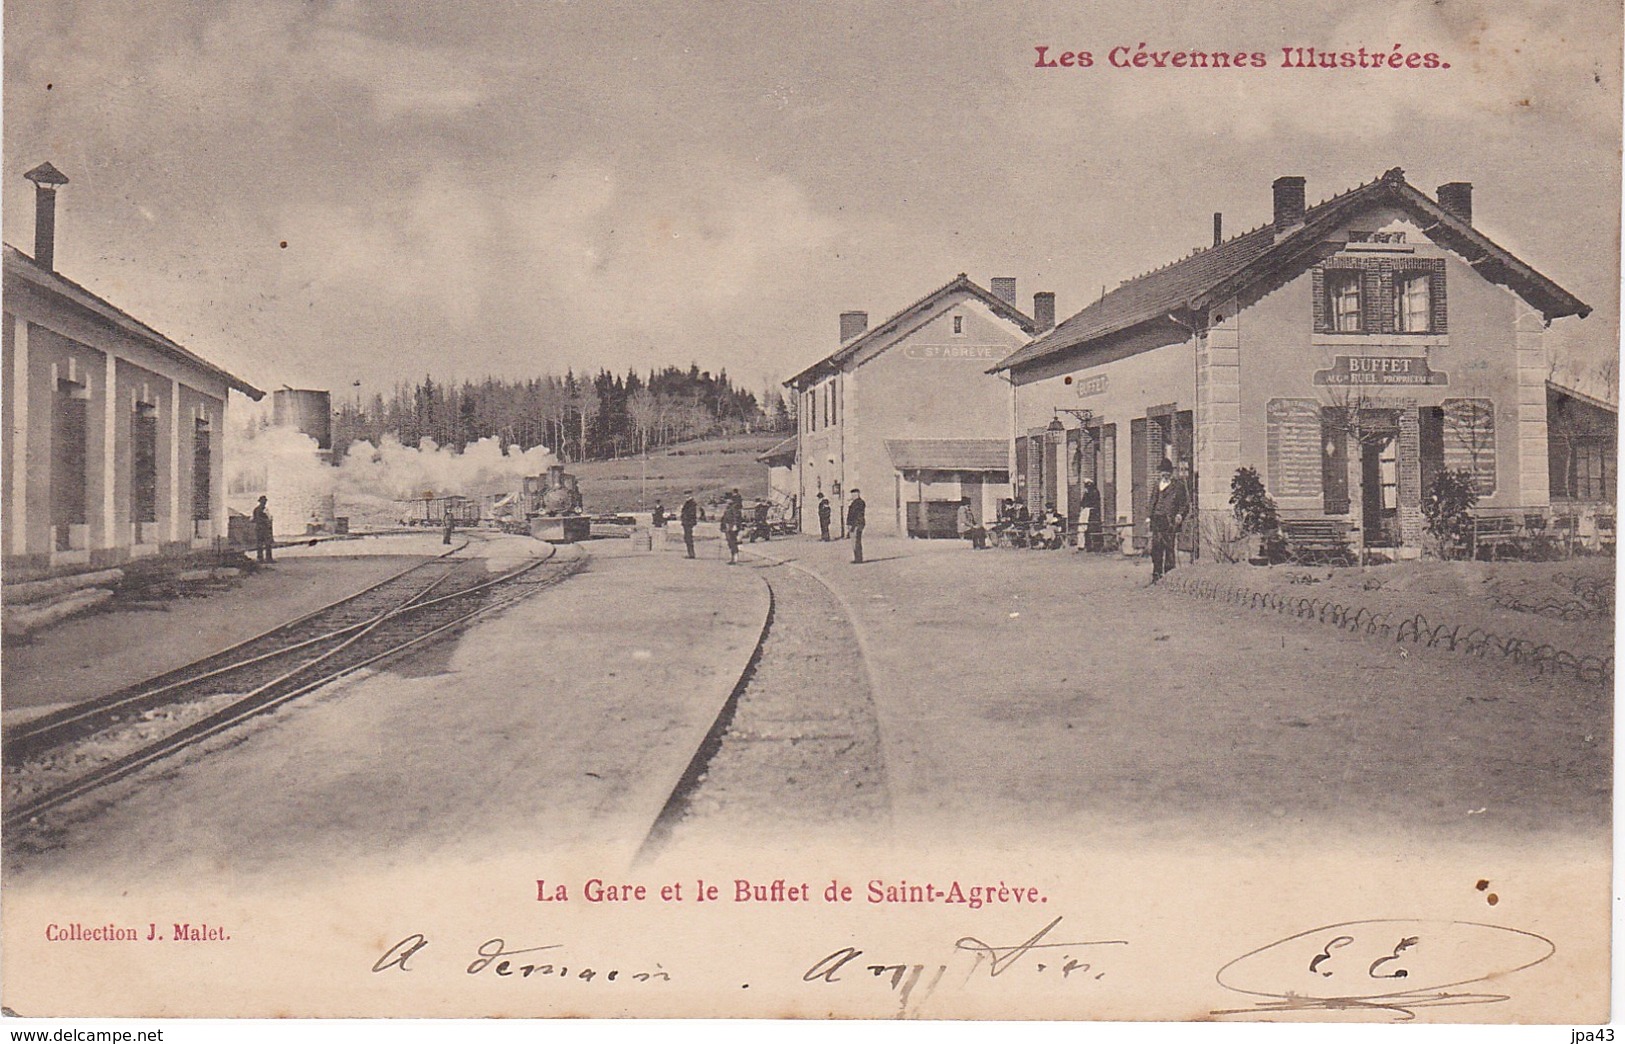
[1280,519,1356,565]
[1471,514,1523,559]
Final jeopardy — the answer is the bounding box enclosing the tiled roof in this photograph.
[995,168,1591,373]
[884,438,1010,472]
[3,245,265,399]
[756,435,798,464]
[786,273,1038,388]
[1548,380,1618,414]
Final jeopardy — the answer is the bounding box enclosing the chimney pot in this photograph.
[1437,182,1473,225]
[839,310,868,342]
[24,161,69,271]
[1272,176,1306,232]
[1032,292,1056,332]
[990,277,1018,307]
[1213,212,1223,246]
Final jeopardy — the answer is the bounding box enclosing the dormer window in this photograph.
[1327,270,1362,332]
[1395,271,1432,332]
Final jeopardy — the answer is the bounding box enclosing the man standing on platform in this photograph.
[721,491,744,564]
[651,499,668,553]
[1147,458,1188,583]
[846,488,866,564]
[1080,479,1103,552]
[252,495,275,563]
[817,493,832,541]
[680,490,698,559]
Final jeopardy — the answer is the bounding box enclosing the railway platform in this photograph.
[5,539,770,880]
[3,552,444,727]
[2,533,564,729]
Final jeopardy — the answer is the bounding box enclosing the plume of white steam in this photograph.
[335,435,557,500]
[226,414,558,530]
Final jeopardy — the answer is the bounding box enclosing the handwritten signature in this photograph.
[1212,919,1556,1020]
[803,916,1128,1016]
[372,934,670,984]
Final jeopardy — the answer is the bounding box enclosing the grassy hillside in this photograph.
[569,434,785,513]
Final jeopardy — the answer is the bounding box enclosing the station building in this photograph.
[991,168,1592,556]
[1546,379,1617,515]
[785,274,1050,538]
[2,163,264,577]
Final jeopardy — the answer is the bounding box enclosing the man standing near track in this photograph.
[252,495,275,563]
[846,488,866,564]
[680,490,698,559]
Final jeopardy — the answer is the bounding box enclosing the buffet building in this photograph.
[991,168,1592,556]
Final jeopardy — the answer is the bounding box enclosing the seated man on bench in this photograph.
[957,498,987,550]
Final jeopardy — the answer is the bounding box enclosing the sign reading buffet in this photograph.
[1313,355,1448,386]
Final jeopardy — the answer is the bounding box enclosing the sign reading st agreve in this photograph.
[1313,355,1447,386]
[902,344,1003,361]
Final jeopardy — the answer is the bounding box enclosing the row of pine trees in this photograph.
[330,366,794,463]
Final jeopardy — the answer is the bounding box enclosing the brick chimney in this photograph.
[1213,212,1223,246]
[990,277,1017,307]
[1272,176,1306,232]
[24,161,69,271]
[1032,292,1056,331]
[839,311,868,342]
[1437,182,1473,225]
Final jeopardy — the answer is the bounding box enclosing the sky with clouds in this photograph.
[4,0,1620,403]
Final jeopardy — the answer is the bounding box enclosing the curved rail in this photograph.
[4,548,586,828]
[5,556,485,759]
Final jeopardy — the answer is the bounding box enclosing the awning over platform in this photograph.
[884,438,1009,472]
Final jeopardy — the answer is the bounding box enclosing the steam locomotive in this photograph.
[491,465,592,542]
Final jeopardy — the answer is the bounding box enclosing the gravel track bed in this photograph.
[669,560,890,837]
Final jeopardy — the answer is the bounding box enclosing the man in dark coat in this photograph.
[846,488,866,564]
[721,491,743,564]
[1146,458,1189,582]
[817,494,832,541]
[680,491,698,559]
[1009,496,1032,547]
[251,496,275,563]
[1080,479,1103,552]
[748,499,770,543]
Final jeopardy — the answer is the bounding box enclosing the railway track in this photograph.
[3,545,587,829]
[638,552,889,861]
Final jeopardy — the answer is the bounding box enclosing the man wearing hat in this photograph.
[679,490,699,559]
[846,488,866,564]
[1146,458,1189,582]
[251,495,275,563]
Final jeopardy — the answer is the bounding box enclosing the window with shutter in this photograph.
[132,403,158,526]
[1442,398,1496,495]
[193,417,213,521]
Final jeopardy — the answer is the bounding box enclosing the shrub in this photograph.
[1230,467,1288,563]
[1422,469,1478,559]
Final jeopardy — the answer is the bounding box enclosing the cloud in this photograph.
[270,152,844,367]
